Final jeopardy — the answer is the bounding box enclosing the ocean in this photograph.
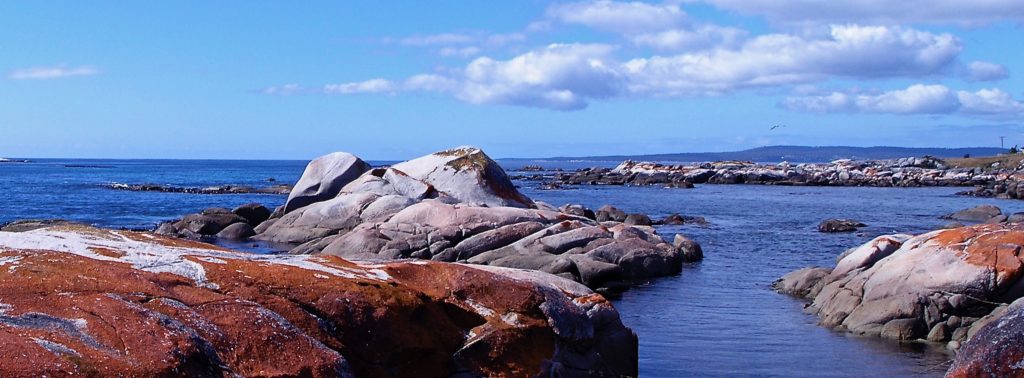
[4,158,1024,376]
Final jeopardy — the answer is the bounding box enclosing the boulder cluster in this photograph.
[165,147,702,292]
[157,203,274,240]
[532,156,1017,189]
[774,223,1024,351]
[0,223,637,376]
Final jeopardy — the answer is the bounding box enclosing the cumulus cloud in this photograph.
[9,65,98,80]
[692,0,1024,25]
[782,84,1024,118]
[274,24,965,110]
[962,61,1009,82]
[546,0,687,33]
[624,24,960,96]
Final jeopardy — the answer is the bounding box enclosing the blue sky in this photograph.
[2,1,1023,160]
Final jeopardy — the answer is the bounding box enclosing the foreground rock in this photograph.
[0,224,637,377]
[948,297,1024,377]
[107,183,292,195]
[256,146,701,291]
[774,223,1024,346]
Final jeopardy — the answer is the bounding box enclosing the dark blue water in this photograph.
[5,159,1024,377]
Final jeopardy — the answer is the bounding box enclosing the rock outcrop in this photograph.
[817,219,866,233]
[256,147,701,291]
[0,224,638,377]
[774,223,1024,347]
[527,156,1021,191]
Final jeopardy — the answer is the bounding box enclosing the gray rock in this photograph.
[216,222,256,240]
[672,234,704,262]
[283,152,371,213]
[623,214,652,226]
[175,213,247,235]
[595,205,627,222]
[232,203,271,225]
[942,205,1002,222]
[817,218,866,233]
[1008,212,1024,223]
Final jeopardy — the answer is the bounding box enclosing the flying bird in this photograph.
[770,125,786,130]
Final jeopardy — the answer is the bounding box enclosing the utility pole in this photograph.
[1001,136,1006,149]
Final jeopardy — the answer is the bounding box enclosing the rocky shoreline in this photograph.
[106,182,293,195]
[519,157,1024,197]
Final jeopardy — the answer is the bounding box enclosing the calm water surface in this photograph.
[4,159,1024,377]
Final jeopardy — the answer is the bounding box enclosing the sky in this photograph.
[1,1,1023,160]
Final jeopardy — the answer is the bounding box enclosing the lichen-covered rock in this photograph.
[774,224,1024,344]
[284,152,372,214]
[255,147,701,291]
[0,224,638,377]
[389,146,534,208]
[948,297,1024,377]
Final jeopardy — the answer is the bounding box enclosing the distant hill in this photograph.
[543,146,1007,163]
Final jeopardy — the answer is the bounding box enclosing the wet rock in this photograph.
[672,234,704,262]
[216,222,256,240]
[942,205,1002,223]
[284,152,372,214]
[0,224,639,377]
[660,214,685,225]
[1008,212,1024,223]
[174,212,247,236]
[232,203,271,226]
[595,205,627,222]
[817,219,866,233]
[623,214,652,226]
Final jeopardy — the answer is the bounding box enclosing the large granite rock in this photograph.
[284,152,371,214]
[256,147,700,290]
[389,146,534,208]
[0,224,637,377]
[774,223,1024,346]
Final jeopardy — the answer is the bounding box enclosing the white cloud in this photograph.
[439,46,482,58]
[273,25,966,110]
[624,24,960,96]
[547,0,687,33]
[958,88,1024,115]
[693,0,1024,25]
[323,79,395,94]
[9,65,98,80]
[782,84,1024,118]
[261,83,302,95]
[963,61,1009,82]
[399,33,477,47]
[630,25,747,51]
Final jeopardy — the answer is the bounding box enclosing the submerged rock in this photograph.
[774,223,1024,346]
[0,224,638,377]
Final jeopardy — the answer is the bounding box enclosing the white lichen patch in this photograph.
[464,299,496,317]
[0,227,397,289]
[501,312,523,327]
[32,338,81,357]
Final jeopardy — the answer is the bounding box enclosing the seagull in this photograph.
[770,124,786,130]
